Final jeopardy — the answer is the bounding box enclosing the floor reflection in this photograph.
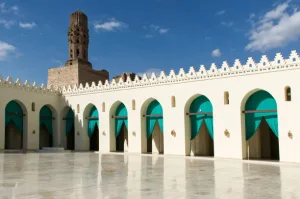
[0,153,300,198]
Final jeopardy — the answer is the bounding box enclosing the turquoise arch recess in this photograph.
[146,100,163,138]
[65,108,74,136]
[39,105,53,134]
[88,106,99,137]
[115,103,128,137]
[189,95,214,140]
[245,90,278,140]
[5,100,23,134]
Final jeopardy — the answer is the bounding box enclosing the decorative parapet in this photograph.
[61,50,300,96]
[0,76,60,96]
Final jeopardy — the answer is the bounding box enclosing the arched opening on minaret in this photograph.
[76,49,80,57]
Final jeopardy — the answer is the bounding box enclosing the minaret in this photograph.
[65,10,92,68]
[48,10,109,89]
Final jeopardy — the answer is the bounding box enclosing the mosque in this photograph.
[1,10,300,163]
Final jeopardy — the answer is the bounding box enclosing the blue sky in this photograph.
[0,0,300,85]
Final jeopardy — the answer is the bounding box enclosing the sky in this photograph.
[0,0,300,85]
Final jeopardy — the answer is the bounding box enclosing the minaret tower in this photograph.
[65,10,92,68]
[48,10,109,89]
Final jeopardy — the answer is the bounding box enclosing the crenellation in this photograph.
[6,76,12,84]
[3,50,299,96]
[177,68,186,79]
[168,70,176,80]
[199,65,207,75]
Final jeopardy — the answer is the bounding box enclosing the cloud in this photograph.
[94,18,127,31]
[211,49,222,57]
[221,21,234,27]
[137,68,162,78]
[149,24,169,34]
[20,22,36,29]
[159,28,169,34]
[245,1,300,52]
[0,19,14,28]
[216,10,226,15]
[0,2,18,14]
[0,41,16,61]
[144,34,154,39]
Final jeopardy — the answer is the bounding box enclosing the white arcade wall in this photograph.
[61,51,300,163]
[0,51,300,163]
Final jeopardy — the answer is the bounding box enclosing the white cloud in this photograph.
[19,22,36,29]
[149,24,169,34]
[246,1,300,52]
[0,19,14,28]
[216,10,226,15]
[159,28,169,34]
[0,41,16,61]
[0,2,18,14]
[137,68,162,78]
[212,49,222,57]
[94,18,127,31]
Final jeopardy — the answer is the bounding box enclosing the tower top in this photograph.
[65,10,91,68]
[70,10,88,28]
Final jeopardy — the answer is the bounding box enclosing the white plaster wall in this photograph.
[62,66,300,163]
[0,86,59,150]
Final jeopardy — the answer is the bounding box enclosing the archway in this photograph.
[39,105,54,149]
[144,99,164,154]
[187,95,214,156]
[64,107,75,150]
[5,100,26,150]
[88,106,99,151]
[113,103,128,152]
[243,90,279,160]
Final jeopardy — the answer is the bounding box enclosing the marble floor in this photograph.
[0,153,300,199]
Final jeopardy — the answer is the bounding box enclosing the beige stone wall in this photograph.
[78,65,109,86]
[48,65,109,88]
[48,66,78,88]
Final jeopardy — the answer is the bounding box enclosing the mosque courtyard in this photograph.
[0,153,299,199]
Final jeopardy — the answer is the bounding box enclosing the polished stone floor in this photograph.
[0,153,300,199]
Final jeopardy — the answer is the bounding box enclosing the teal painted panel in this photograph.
[245,90,278,140]
[189,96,214,140]
[5,101,23,134]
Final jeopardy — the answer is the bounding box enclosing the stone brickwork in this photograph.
[48,65,78,89]
[48,64,108,88]
[78,65,109,86]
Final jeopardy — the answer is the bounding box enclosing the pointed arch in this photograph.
[244,90,278,140]
[241,89,280,160]
[39,105,54,148]
[5,100,27,150]
[109,101,129,152]
[146,99,164,138]
[184,94,214,156]
[115,103,128,137]
[141,98,164,154]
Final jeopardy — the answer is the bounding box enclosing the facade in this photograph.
[1,10,300,163]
